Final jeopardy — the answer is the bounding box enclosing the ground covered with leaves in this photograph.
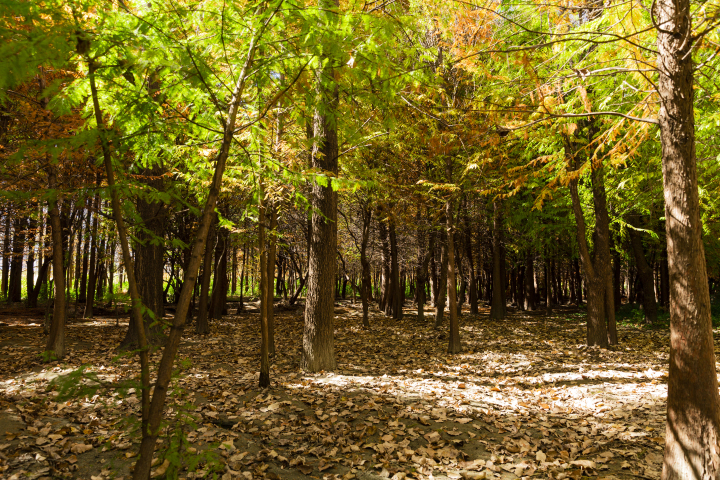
[0,301,687,480]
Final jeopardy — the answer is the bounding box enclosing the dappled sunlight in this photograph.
[0,303,686,479]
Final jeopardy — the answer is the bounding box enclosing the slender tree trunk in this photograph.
[446,198,460,354]
[259,193,270,388]
[389,219,402,319]
[489,201,506,319]
[44,169,66,360]
[84,194,99,318]
[266,204,277,356]
[524,251,536,311]
[379,219,391,311]
[196,218,216,335]
[545,255,552,315]
[434,226,448,328]
[627,219,658,324]
[656,0,720,474]
[360,204,372,328]
[1,209,10,300]
[8,216,24,303]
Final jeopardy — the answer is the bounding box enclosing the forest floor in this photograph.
[0,300,680,480]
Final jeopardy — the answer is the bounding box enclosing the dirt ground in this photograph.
[0,300,684,479]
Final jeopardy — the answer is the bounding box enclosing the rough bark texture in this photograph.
[302,0,339,372]
[489,200,506,320]
[130,165,166,342]
[569,175,609,348]
[656,0,720,476]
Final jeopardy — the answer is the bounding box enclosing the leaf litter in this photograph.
[0,302,685,479]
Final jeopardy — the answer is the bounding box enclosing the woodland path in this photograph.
[0,302,680,480]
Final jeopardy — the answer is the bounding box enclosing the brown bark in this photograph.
[524,251,536,311]
[259,193,270,388]
[195,218,216,335]
[434,225,448,328]
[1,209,10,299]
[44,169,66,360]
[490,200,506,320]
[656,0,720,475]
[302,0,339,372]
[84,194,99,318]
[360,203,372,328]
[446,199,460,354]
[8,215,24,303]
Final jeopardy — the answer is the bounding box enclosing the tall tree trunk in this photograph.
[446,198,460,354]
[195,218,216,335]
[26,214,36,306]
[569,171,609,348]
[302,0,339,372]
[134,165,166,339]
[84,194,100,318]
[266,204,277,356]
[524,251,536,311]
[545,255,552,315]
[45,169,66,360]
[8,216,24,303]
[490,200,506,320]
[656,0,720,474]
[360,203,372,328]
[434,226,448,328]
[389,219,402,319]
[259,192,270,388]
[1,209,10,299]
[627,219,658,324]
[464,211,478,314]
[379,219,391,311]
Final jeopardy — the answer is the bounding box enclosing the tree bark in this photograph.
[195,217,216,335]
[656,0,720,474]
[490,200,506,320]
[446,199,460,354]
[434,226,448,328]
[302,0,340,372]
[84,194,100,318]
[360,203,372,328]
[44,169,66,360]
[8,215,24,303]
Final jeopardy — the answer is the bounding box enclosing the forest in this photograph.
[1,0,719,479]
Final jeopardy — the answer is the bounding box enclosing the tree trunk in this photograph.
[360,204,372,328]
[266,204,277,356]
[134,165,166,338]
[434,226,448,328]
[8,216,24,303]
[195,218,216,335]
[379,219,391,311]
[569,173,609,348]
[259,194,270,388]
[26,215,36,306]
[490,200,506,320]
[45,170,66,360]
[1,209,10,299]
[446,199,460,354]
[656,0,720,474]
[84,194,100,317]
[627,219,658,324]
[302,0,339,372]
[389,219,402,319]
[524,251,536,311]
